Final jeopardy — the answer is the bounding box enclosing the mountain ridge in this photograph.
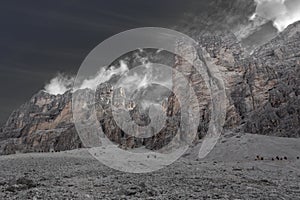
[0,21,299,155]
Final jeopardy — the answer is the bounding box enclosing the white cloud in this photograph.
[76,60,129,91]
[44,60,129,95]
[44,73,74,95]
[253,0,300,31]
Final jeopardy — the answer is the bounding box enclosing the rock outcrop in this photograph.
[243,22,300,137]
[0,91,82,155]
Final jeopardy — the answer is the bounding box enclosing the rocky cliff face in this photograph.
[0,22,299,155]
[0,91,82,155]
[243,22,300,137]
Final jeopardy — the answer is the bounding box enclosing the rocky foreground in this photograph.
[0,133,299,199]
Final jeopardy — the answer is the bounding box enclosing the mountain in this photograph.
[0,90,81,154]
[0,22,299,155]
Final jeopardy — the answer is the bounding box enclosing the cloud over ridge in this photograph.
[253,0,300,31]
[44,60,129,95]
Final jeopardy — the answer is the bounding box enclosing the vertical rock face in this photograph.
[195,32,247,129]
[0,22,299,155]
[94,83,181,150]
[0,91,82,155]
[190,23,300,137]
[243,22,300,137]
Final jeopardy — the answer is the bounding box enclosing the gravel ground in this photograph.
[1,134,300,199]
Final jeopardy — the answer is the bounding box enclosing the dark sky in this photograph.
[0,0,200,125]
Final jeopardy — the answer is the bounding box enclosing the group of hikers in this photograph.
[255,155,300,161]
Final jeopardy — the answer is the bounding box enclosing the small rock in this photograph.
[232,167,243,171]
[16,177,36,188]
